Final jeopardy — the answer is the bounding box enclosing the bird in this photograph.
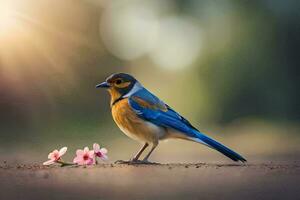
[96,73,246,164]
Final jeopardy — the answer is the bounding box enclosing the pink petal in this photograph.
[100,148,108,154]
[100,154,108,161]
[76,149,84,156]
[93,143,100,152]
[85,158,94,165]
[88,150,95,158]
[43,159,55,165]
[59,147,67,157]
[47,152,53,159]
[48,150,58,159]
[49,153,57,160]
[53,150,59,154]
[84,147,89,153]
[73,156,82,164]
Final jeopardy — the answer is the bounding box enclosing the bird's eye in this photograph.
[115,79,122,85]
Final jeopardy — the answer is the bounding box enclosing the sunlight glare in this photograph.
[0,2,19,38]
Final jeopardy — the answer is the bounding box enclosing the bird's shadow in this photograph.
[114,160,248,167]
[114,160,161,165]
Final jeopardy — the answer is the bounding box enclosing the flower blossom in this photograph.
[93,143,108,161]
[43,147,67,165]
[73,147,95,165]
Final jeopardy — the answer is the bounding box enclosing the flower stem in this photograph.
[56,160,76,167]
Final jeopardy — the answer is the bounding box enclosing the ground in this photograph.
[1,161,299,200]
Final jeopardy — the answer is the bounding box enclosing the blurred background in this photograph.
[0,0,299,164]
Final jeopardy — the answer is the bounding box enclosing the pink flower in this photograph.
[73,147,95,165]
[93,143,108,160]
[43,147,67,165]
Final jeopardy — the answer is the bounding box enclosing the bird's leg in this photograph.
[115,143,148,164]
[142,143,158,163]
[132,143,149,161]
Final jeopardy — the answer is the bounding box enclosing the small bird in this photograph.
[96,73,246,163]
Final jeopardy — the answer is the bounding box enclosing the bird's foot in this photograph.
[114,159,160,165]
[114,160,132,164]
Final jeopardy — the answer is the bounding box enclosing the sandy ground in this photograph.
[1,161,300,200]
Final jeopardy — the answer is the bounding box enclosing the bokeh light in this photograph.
[100,0,160,60]
[149,16,202,70]
[99,0,202,70]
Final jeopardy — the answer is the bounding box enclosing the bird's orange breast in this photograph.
[111,98,163,143]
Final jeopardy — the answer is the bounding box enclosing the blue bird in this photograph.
[96,73,246,163]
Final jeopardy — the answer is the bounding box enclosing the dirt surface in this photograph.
[1,161,300,200]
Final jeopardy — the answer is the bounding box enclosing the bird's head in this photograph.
[96,73,138,105]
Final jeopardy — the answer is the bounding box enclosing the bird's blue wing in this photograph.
[128,89,198,138]
[131,88,166,111]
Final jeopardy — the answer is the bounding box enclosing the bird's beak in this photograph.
[96,81,110,89]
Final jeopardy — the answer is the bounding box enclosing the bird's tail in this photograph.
[190,130,247,162]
